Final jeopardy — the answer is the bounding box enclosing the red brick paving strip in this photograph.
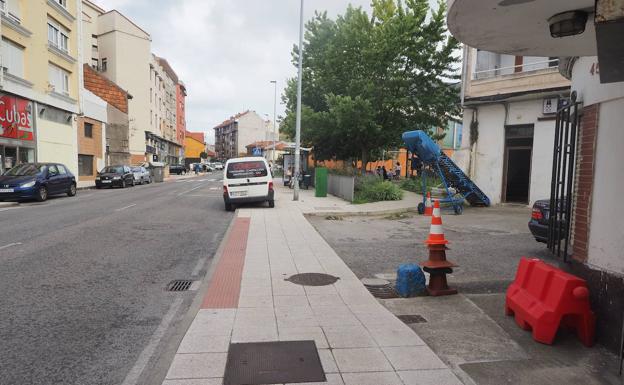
[201,217,250,308]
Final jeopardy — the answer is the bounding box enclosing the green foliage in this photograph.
[281,1,460,171]
[354,176,404,203]
[400,175,443,193]
[199,151,208,159]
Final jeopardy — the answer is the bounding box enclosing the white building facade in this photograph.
[455,48,570,205]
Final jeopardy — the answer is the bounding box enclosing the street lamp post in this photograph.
[270,80,277,164]
[293,0,304,201]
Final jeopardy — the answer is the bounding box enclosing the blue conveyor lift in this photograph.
[402,130,490,214]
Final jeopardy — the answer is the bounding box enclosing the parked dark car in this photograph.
[95,165,135,188]
[169,164,187,175]
[529,199,567,243]
[0,163,76,202]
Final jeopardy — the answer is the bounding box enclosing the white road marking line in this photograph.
[209,187,219,190]
[120,297,184,385]
[208,179,217,182]
[115,204,137,212]
[177,184,205,197]
[0,242,22,250]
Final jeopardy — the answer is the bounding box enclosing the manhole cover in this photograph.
[285,273,340,286]
[166,280,193,292]
[397,314,427,324]
[224,341,325,385]
[362,278,399,299]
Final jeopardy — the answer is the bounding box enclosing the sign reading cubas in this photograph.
[0,94,34,141]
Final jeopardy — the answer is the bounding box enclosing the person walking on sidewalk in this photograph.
[394,161,402,180]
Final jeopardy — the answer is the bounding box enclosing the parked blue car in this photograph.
[0,163,77,202]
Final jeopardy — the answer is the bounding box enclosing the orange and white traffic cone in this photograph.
[420,200,458,296]
[424,192,433,216]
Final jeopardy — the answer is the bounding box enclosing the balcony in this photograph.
[466,54,570,100]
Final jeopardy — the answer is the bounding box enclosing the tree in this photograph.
[281,0,460,173]
[199,151,208,160]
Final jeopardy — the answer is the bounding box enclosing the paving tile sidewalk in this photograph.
[162,186,461,385]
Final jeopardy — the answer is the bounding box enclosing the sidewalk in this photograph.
[162,186,462,385]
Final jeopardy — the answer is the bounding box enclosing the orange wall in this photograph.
[311,148,412,174]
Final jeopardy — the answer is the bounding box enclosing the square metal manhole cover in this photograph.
[224,340,325,385]
[397,314,427,324]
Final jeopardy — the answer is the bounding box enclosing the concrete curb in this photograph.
[303,206,418,218]
[0,201,19,208]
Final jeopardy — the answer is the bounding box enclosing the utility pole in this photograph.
[270,80,277,164]
[293,0,304,201]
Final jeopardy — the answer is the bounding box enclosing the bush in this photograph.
[354,176,404,203]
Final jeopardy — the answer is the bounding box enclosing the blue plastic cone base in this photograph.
[395,263,426,298]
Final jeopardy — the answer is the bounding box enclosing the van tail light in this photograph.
[531,208,543,220]
[223,185,228,194]
[268,181,274,192]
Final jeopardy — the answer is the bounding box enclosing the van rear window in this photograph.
[227,161,268,179]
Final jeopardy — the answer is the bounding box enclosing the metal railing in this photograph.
[473,59,559,80]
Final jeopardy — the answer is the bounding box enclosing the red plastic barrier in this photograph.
[505,257,595,347]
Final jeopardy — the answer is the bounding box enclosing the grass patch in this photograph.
[354,176,404,204]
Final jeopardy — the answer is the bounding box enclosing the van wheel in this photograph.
[268,200,275,208]
[225,203,234,212]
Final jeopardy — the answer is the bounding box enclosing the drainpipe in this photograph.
[460,44,468,108]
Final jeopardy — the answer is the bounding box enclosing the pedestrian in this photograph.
[382,166,388,180]
[376,166,382,177]
[194,163,200,175]
[395,162,402,180]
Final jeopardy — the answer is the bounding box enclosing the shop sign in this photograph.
[0,94,34,141]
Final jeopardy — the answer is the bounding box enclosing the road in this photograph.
[0,174,232,385]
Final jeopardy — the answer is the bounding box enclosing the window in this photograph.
[47,19,69,53]
[48,63,70,94]
[1,38,24,77]
[1,0,21,22]
[101,58,107,72]
[57,164,67,175]
[84,122,93,138]
[91,58,98,70]
[53,0,66,8]
[150,88,152,102]
[48,164,59,176]
[78,155,94,176]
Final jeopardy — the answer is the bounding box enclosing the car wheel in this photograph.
[131,178,135,187]
[417,202,425,215]
[268,200,275,208]
[36,186,48,202]
[225,203,234,211]
[121,179,126,188]
[67,183,77,197]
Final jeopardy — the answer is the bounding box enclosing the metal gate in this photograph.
[547,96,580,262]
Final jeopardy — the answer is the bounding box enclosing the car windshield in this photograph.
[226,161,268,179]
[102,166,124,174]
[4,164,46,176]
[131,167,141,172]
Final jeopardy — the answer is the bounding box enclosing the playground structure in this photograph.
[402,130,490,214]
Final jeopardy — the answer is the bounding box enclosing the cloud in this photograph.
[94,1,406,143]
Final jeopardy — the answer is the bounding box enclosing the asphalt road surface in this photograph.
[0,174,232,385]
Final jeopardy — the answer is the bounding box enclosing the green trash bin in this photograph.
[315,167,328,197]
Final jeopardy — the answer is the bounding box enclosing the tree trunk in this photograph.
[361,148,369,175]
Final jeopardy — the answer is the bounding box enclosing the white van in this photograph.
[222,157,274,211]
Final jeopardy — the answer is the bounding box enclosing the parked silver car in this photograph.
[131,166,151,185]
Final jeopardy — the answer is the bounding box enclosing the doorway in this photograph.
[503,125,534,204]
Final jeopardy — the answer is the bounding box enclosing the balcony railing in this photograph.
[473,58,559,80]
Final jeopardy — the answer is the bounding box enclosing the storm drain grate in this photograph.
[166,280,193,292]
[397,314,427,324]
[285,273,340,286]
[224,340,325,385]
[362,278,399,299]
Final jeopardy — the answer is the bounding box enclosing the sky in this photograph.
[96,1,434,144]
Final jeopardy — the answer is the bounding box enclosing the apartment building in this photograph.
[0,0,81,175]
[176,81,186,149]
[146,55,182,164]
[213,110,274,160]
[82,1,186,165]
[455,48,571,205]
